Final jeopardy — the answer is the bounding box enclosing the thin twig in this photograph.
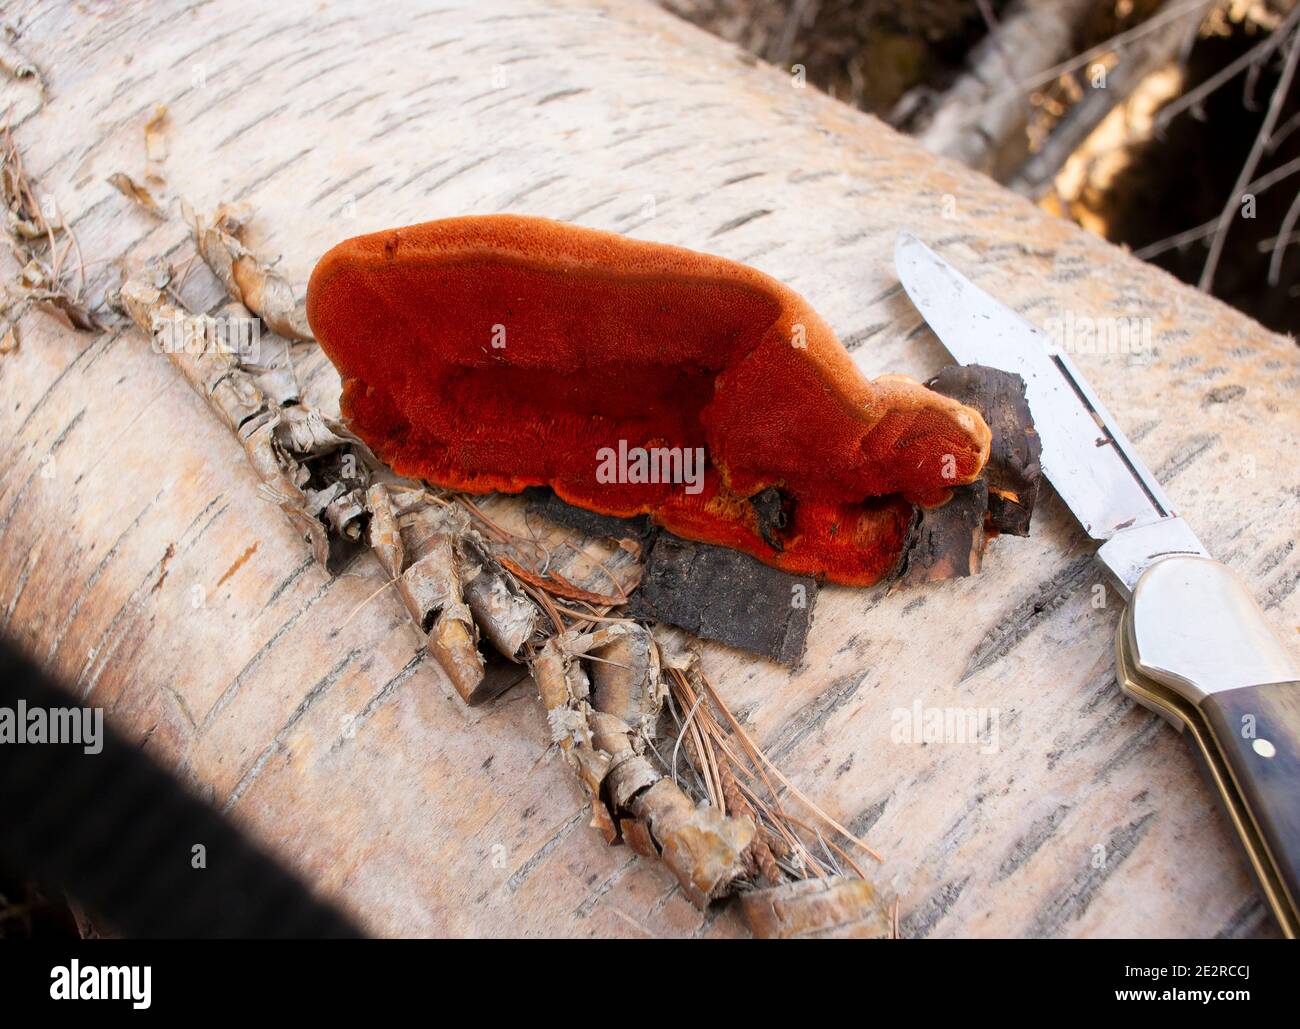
[1200,24,1300,291]
[699,673,883,863]
[338,575,399,629]
[1154,8,1300,135]
[1133,154,1300,259]
[977,0,1214,109]
[975,0,1019,91]
[499,556,627,606]
[1267,188,1300,285]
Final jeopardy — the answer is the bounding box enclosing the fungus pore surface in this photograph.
[306,215,991,585]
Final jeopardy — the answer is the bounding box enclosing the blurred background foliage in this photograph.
[662,0,1300,334]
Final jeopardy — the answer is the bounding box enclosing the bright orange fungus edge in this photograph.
[306,214,991,586]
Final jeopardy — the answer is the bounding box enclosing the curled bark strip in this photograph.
[619,817,658,858]
[580,623,663,735]
[278,404,346,454]
[119,273,366,571]
[192,204,313,341]
[527,623,755,900]
[462,540,538,662]
[570,631,765,903]
[242,416,335,569]
[366,484,405,581]
[3,132,96,331]
[396,534,505,706]
[425,601,484,701]
[360,484,538,703]
[740,876,893,939]
[531,626,664,840]
[0,33,46,99]
[580,624,664,809]
[532,634,616,841]
[107,172,165,217]
[631,778,754,908]
[591,712,661,812]
[397,536,461,632]
[120,280,263,429]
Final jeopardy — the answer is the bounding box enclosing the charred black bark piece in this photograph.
[895,481,989,585]
[624,534,816,666]
[527,487,815,662]
[926,364,1041,537]
[749,486,791,552]
[523,486,658,549]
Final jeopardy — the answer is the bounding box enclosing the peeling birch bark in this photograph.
[632,778,755,908]
[192,204,313,342]
[118,273,363,571]
[0,31,45,100]
[741,876,892,939]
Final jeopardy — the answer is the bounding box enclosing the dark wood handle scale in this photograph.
[1202,683,1300,923]
[1117,556,1300,938]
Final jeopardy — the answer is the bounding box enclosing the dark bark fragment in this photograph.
[625,534,816,666]
[927,364,1041,537]
[896,481,989,585]
[523,487,657,549]
[749,486,790,552]
[528,487,815,664]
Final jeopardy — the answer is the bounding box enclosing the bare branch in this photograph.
[1199,24,1300,291]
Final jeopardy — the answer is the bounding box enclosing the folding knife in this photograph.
[895,232,1300,937]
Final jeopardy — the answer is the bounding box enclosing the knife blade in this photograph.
[894,232,1210,596]
[895,231,1300,938]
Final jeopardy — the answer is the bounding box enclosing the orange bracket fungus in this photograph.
[307,215,992,586]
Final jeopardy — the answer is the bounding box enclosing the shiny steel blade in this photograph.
[894,232,1207,594]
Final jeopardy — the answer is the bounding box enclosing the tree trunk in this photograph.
[1,0,1297,937]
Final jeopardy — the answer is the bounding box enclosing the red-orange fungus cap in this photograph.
[307,215,991,586]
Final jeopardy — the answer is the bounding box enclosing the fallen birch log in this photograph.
[903,0,1098,178]
[1,0,1298,938]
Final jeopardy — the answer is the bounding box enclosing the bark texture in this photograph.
[1,0,1298,937]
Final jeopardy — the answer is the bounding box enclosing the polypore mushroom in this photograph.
[307,215,991,585]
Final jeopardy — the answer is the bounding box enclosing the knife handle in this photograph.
[1116,556,1300,938]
